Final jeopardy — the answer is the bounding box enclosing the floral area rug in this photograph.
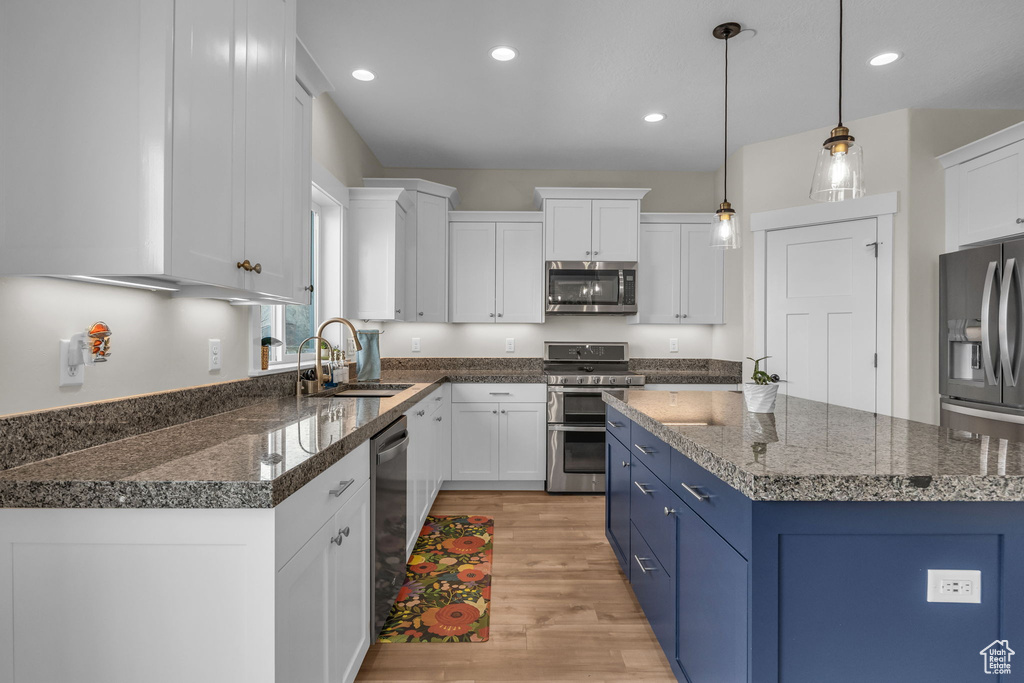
[377,515,493,643]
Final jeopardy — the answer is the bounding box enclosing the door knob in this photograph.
[331,526,350,546]
[236,259,261,273]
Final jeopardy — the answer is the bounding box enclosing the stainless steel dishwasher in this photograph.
[370,415,409,638]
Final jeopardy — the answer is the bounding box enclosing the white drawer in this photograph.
[275,440,371,570]
[451,383,546,403]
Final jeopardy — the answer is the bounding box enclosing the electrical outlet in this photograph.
[347,337,357,355]
[505,338,515,353]
[411,337,421,352]
[58,339,84,387]
[669,338,679,353]
[927,569,981,603]
[208,339,222,371]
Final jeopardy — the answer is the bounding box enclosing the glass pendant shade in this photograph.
[809,140,864,202]
[709,204,740,249]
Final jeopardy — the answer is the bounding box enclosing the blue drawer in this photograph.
[605,406,631,447]
[629,521,675,660]
[630,421,672,484]
[629,457,677,576]
[670,448,752,559]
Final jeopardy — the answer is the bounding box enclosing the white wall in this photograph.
[0,277,250,416]
[377,318,714,359]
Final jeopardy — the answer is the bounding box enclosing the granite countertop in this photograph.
[605,389,1024,502]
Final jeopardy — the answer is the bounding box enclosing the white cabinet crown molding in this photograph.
[295,37,333,98]
[449,211,543,223]
[938,120,1024,169]
[349,187,413,212]
[640,212,714,224]
[532,187,651,209]
[363,178,460,208]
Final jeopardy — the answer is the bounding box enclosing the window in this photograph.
[261,203,321,365]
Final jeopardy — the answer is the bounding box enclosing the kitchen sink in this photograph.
[333,389,403,398]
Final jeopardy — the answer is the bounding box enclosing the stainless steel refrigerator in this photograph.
[939,238,1024,439]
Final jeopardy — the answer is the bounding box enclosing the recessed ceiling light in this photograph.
[490,46,517,62]
[643,113,666,123]
[868,52,901,66]
[352,69,376,81]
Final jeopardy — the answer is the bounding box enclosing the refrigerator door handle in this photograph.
[1000,257,1022,387]
[982,260,1000,385]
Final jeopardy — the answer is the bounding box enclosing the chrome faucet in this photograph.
[296,335,334,396]
[315,317,363,390]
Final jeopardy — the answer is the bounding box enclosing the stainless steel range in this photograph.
[545,342,645,493]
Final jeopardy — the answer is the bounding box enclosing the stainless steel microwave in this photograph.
[546,261,637,314]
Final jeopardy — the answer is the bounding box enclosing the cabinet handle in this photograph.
[633,555,657,574]
[492,410,498,414]
[1018,218,1024,224]
[435,416,442,422]
[607,420,623,428]
[489,392,512,395]
[585,250,591,255]
[497,313,503,318]
[236,259,261,273]
[396,309,401,314]
[417,410,426,417]
[664,506,676,516]
[304,285,314,292]
[634,444,655,455]
[331,526,351,546]
[675,313,680,318]
[680,482,710,502]
[621,460,629,468]
[634,481,653,495]
[500,409,506,414]
[329,478,355,497]
[593,251,599,256]
[489,312,495,318]
[435,396,443,401]
[418,312,424,316]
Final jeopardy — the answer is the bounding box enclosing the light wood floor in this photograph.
[355,490,676,682]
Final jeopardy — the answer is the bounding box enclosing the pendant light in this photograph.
[710,22,740,249]
[809,0,865,202]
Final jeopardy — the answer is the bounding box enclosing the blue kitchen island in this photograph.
[604,389,1024,683]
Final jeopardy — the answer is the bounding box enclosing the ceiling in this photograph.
[297,0,1024,172]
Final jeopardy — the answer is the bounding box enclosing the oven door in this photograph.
[547,425,607,493]
[548,387,625,423]
[546,261,635,314]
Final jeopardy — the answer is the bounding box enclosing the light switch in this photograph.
[669,338,679,353]
[411,337,421,352]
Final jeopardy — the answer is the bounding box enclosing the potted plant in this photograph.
[743,356,781,413]
[260,336,282,371]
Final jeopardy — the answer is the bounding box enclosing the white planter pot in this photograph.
[743,383,779,413]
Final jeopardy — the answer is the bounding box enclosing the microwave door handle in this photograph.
[1000,257,1022,387]
[982,260,1000,386]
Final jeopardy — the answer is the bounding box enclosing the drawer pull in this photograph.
[331,526,351,546]
[489,392,512,395]
[680,482,709,502]
[329,479,356,498]
[634,444,655,455]
[633,555,657,574]
[621,460,629,468]
[664,506,676,516]
[435,416,443,422]
[607,420,624,428]
[634,481,653,495]
[417,410,426,417]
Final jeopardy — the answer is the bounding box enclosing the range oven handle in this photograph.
[548,386,629,393]
[547,424,607,432]
[982,260,1000,386]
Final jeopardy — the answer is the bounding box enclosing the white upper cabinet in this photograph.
[0,0,301,301]
[290,80,314,305]
[449,212,544,323]
[345,188,412,321]
[939,122,1024,250]
[535,188,650,262]
[363,179,460,322]
[633,214,724,325]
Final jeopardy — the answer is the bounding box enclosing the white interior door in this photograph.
[765,219,877,411]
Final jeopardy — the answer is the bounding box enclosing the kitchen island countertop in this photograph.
[605,389,1024,502]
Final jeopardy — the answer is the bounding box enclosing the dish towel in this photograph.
[356,330,381,382]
